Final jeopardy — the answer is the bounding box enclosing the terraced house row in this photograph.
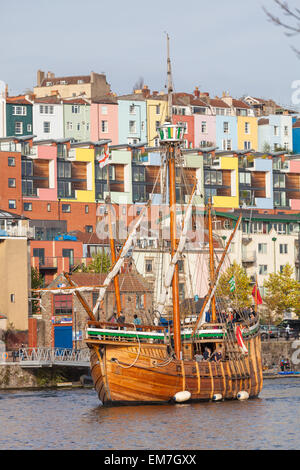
[0,70,299,152]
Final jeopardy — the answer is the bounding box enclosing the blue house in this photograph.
[215,116,238,151]
[118,93,147,145]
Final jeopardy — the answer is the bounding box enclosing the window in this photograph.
[132,166,145,182]
[12,105,26,115]
[39,105,54,114]
[145,259,153,273]
[10,294,15,303]
[101,120,108,133]
[259,265,268,275]
[43,121,50,133]
[54,294,72,315]
[155,121,160,130]
[8,178,16,188]
[279,244,288,254]
[129,120,136,133]
[57,161,71,178]
[239,172,251,185]
[101,106,107,115]
[274,173,285,188]
[8,200,16,209]
[47,203,51,212]
[23,202,32,211]
[244,141,251,150]
[222,139,232,150]
[204,170,222,185]
[27,124,32,132]
[66,121,73,130]
[284,126,289,136]
[136,294,144,309]
[201,121,207,133]
[72,105,80,114]
[178,259,184,272]
[245,122,250,134]
[274,126,278,136]
[179,283,185,300]
[85,205,89,214]
[129,104,136,114]
[62,248,74,266]
[156,104,160,114]
[273,223,287,234]
[62,204,71,213]
[223,122,229,133]
[8,157,15,167]
[15,122,23,134]
[258,243,267,254]
[85,225,93,233]
[141,121,145,132]
[274,191,286,207]
[76,123,80,131]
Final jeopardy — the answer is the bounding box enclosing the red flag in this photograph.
[99,150,110,168]
[236,325,248,354]
[252,284,262,305]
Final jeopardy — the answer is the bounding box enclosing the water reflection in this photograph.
[0,378,299,450]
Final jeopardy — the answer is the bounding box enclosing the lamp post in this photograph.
[272,237,277,273]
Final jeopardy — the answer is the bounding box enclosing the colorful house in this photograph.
[118,91,147,145]
[6,95,33,137]
[62,98,90,142]
[146,92,167,147]
[258,115,293,152]
[90,96,118,144]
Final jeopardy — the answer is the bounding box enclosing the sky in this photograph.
[1,0,300,108]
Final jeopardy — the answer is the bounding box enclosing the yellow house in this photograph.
[213,156,239,209]
[237,116,258,151]
[146,94,168,147]
[60,146,95,203]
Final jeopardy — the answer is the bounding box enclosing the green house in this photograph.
[6,96,33,137]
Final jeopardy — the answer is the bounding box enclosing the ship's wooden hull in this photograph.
[89,334,263,405]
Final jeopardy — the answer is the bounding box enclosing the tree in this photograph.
[263,264,300,321]
[263,0,300,58]
[74,252,111,274]
[31,267,44,314]
[216,261,253,310]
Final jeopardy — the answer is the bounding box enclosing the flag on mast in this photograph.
[252,284,262,305]
[236,325,248,354]
[229,275,236,292]
[99,150,110,168]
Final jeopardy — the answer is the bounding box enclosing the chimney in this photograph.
[152,91,158,96]
[142,85,150,98]
[37,70,45,87]
[194,87,200,98]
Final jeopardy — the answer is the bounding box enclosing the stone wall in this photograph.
[261,339,300,371]
[0,364,89,389]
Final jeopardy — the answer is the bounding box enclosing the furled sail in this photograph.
[155,183,197,317]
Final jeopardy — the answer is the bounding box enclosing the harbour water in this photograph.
[0,377,299,450]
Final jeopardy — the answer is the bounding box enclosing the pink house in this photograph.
[90,97,118,144]
[194,114,216,148]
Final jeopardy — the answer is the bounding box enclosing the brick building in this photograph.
[34,270,153,350]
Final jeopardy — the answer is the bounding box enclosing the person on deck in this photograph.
[203,347,211,361]
[133,314,142,331]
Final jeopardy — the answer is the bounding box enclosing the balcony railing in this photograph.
[0,226,35,239]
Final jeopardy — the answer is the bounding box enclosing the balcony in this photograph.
[0,225,35,239]
[242,250,256,263]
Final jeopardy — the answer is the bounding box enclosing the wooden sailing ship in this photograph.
[41,36,263,405]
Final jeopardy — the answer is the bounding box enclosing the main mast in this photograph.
[158,35,185,360]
